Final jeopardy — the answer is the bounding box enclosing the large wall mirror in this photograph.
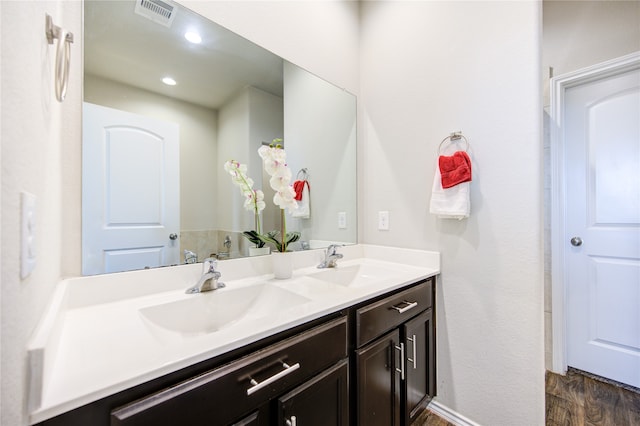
[82,0,357,276]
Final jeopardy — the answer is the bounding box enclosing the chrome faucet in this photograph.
[217,235,232,259]
[184,249,197,264]
[317,244,344,269]
[185,258,226,294]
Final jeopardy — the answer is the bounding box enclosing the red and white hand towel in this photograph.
[292,180,310,218]
[429,151,472,219]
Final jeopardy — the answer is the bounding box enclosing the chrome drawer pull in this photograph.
[285,416,297,426]
[246,361,300,396]
[395,343,405,380]
[390,300,418,314]
[407,334,417,369]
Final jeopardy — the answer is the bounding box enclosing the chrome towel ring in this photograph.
[438,131,470,154]
[296,168,309,180]
[46,14,74,102]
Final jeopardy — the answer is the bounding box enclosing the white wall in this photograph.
[84,74,219,235]
[179,1,360,96]
[543,0,640,79]
[218,88,252,233]
[1,1,82,424]
[217,86,283,237]
[186,0,362,247]
[248,87,284,238]
[360,2,544,425]
[284,61,357,245]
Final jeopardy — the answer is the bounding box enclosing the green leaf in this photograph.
[254,230,301,252]
[242,230,265,248]
[286,232,301,245]
[256,232,282,251]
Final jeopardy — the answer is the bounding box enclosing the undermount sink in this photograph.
[308,262,407,287]
[139,284,310,335]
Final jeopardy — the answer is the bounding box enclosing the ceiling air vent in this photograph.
[134,0,176,27]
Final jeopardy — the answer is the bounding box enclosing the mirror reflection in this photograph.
[82,0,356,276]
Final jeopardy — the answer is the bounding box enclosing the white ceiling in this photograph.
[84,0,284,109]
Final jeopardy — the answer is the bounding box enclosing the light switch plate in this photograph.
[338,212,347,229]
[378,211,389,230]
[21,191,37,279]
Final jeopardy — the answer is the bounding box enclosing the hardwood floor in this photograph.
[412,368,640,426]
[412,408,455,426]
[546,368,640,426]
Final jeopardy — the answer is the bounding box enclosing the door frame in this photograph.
[549,51,640,375]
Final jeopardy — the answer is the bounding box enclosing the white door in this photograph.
[565,64,640,387]
[83,102,180,275]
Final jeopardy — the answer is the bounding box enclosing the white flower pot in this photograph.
[249,246,270,257]
[272,252,293,279]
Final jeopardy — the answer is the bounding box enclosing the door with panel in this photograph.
[82,102,180,275]
[564,61,640,387]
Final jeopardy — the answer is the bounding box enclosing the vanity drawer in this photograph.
[111,316,347,426]
[356,280,432,348]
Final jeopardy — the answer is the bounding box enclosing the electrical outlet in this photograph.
[21,191,37,278]
[338,212,347,229]
[378,211,389,230]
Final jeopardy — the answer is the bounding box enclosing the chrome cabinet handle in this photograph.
[285,416,297,426]
[395,343,405,380]
[391,300,418,314]
[407,334,417,369]
[246,362,300,396]
[570,237,583,247]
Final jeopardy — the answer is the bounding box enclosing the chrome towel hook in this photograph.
[45,14,74,102]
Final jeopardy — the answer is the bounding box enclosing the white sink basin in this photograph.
[139,284,310,335]
[308,262,406,287]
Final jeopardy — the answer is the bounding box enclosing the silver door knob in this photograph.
[169,233,178,240]
[570,237,582,247]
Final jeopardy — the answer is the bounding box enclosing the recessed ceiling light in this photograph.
[184,31,202,44]
[162,77,177,86]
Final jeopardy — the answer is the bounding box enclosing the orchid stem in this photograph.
[280,209,286,252]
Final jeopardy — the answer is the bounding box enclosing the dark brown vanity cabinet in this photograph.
[37,277,435,426]
[110,316,348,426]
[355,280,435,426]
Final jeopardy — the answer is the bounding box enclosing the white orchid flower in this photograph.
[257,141,300,252]
[224,160,265,214]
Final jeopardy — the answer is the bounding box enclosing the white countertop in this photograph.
[27,244,439,424]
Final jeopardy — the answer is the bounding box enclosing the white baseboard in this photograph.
[427,400,482,426]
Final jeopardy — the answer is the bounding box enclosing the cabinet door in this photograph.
[403,308,434,425]
[356,329,401,426]
[278,360,349,426]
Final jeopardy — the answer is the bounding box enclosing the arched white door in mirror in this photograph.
[83,0,357,275]
[82,103,180,275]
[551,52,640,388]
